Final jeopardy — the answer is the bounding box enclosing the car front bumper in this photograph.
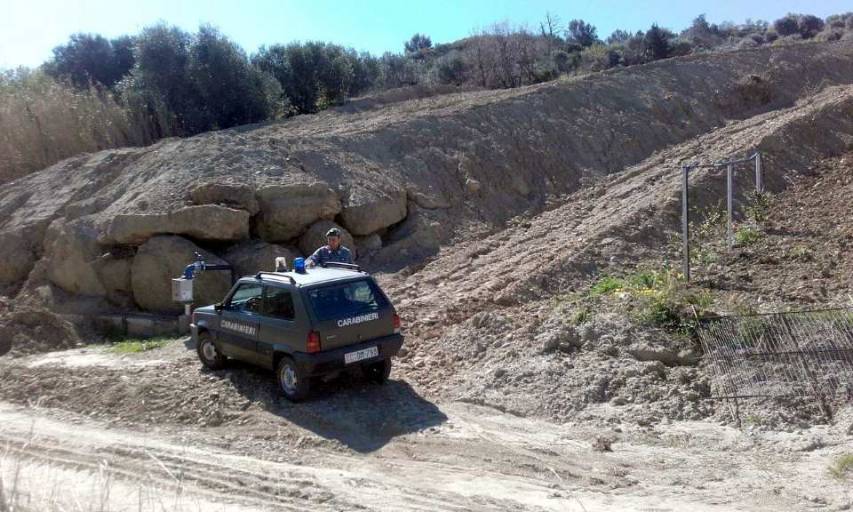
[292,334,404,377]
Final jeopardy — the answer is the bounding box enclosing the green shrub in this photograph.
[774,14,801,36]
[589,275,625,296]
[687,204,726,265]
[734,225,763,247]
[630,269,712,333]
[586,267,712,334]
[745,191,772,224]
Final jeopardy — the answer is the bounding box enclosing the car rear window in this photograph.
[306,279,388,322]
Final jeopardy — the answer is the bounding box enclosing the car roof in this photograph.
[240,267,369,288]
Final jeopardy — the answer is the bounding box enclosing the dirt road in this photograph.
[1,342,851,511]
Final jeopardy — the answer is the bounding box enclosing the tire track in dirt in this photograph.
[0,403,568,511]
[0,433,343,511]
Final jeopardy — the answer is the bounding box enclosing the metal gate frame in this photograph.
[681,152,763,282]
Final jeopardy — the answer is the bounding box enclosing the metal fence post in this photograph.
[682,165,690,282]
[727,163,734,249]
[754,152,763,193]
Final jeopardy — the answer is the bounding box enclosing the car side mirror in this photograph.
[214,303,224,313]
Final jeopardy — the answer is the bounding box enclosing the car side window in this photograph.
[263,287,295,321]
[228,283,263,314]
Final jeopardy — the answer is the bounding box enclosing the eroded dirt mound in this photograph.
[0,309,81,356]
[0,341,446,455]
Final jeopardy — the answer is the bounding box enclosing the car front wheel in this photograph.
[197,332,227,370]
[277,357,310,402]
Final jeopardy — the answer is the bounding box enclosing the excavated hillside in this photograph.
[0,83,850,433]
[0,40,851,428]
[382,84,853,424]
[1,40,852,327]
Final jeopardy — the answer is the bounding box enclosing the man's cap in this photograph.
[325,228,341,237]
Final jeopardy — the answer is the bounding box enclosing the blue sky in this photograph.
[1,0,850,69]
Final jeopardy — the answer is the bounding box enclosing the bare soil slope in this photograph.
[383,85,853,423]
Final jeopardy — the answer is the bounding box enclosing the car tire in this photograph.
[277,357,310,402]
[197,332,227,370]
[364,358,392,385]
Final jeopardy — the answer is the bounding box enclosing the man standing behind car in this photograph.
[306,228,353,267]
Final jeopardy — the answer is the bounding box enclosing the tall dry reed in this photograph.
[0,70,167,184]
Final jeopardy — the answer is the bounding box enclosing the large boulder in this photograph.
[190,182,259,214]
[101,205,250,245]
[406,186,451,210]
[131,236,232,314]
[223,240,300,277]
[354,233,382,258]
[256,183,341,242]
[371,205,444,267]
[44,219,106,297]
[0,229,37,288]
[298,221,355,258]
[93,254,134,306]
[340,187,407,236]
[41,219,134,306]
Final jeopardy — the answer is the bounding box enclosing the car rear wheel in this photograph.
[197,332,226,370]
[277,357,310,402]
[364,358,392,385]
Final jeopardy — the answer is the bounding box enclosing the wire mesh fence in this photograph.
[697,308,853,422]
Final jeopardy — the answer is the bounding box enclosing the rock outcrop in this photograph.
[101,205,250,245]
[190,182,260,214]
[256,183,341,242]
[340,187,407,236]
[354,233,383,257]
[223,240,300,277]
[44,219,106,297]
[0,230,38,288]
[131,236,232,313]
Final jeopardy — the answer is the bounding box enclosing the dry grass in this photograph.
[829,453,853,480]
[0,70,166,185]
[0,446,192,512]
[108,337,170,354]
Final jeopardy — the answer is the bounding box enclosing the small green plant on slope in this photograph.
[734,225,763,247]
[589,275,625,296]
[588,267,713,334]
[688,204,726,265]
[745,190,772,224]
[788,245,814,261]
[828,454,853,480]
[733,190,772,247]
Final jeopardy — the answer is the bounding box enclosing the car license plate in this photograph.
[344,346,378,365]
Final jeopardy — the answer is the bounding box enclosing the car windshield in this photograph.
[306,279,388,321]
